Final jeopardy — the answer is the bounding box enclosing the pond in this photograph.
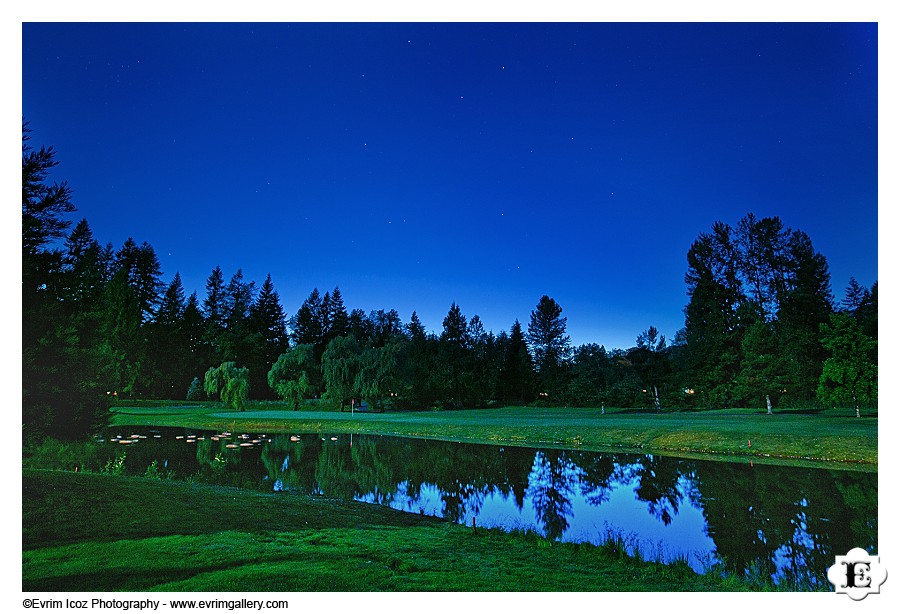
[100,428,877,588]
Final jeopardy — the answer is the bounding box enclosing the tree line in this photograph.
[22,126,877,440]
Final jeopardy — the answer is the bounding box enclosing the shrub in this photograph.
[186,377,204,401]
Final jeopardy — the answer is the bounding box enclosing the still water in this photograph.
[102,428,876,587]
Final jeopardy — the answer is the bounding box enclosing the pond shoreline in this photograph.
[109,404,878,470]
[23,469,781,592]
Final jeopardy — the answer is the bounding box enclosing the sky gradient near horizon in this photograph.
[22,22,877,350]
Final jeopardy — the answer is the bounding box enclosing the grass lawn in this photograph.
[109,404,877,469]
[23,469,767,592]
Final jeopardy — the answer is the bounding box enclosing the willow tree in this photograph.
[322,335,362,410]
[267,344,316,410]
[204,361,250,411]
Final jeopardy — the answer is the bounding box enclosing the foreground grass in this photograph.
[110,404,877,469]
[23,470,755,592]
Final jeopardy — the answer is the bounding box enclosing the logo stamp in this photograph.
[827,548,887,600]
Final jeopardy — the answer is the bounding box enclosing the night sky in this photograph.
[21,22,878,350]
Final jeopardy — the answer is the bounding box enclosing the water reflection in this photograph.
[102,429,876,586]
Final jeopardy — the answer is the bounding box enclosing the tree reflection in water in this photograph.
[109,428,876,585]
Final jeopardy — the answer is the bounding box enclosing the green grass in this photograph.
[110,403,877,469]
[23,469,768,592]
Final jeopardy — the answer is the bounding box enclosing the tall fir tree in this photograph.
[220,268,257,363]
[114,237,163,324]
[438,302,471,409]
[147,273,188,398]
[202,265,228,364]
[527,295,571,399]
[248,274,290,398]
[682,222,746,407]
[22,125,110,440]
[290,288,325,347]
[499,319,535,406]
[326,286,349,340]
[774,230,834,405]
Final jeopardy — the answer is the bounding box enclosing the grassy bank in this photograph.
[110,404,878,469]
[24,469,768,592]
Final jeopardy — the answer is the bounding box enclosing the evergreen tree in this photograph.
[156,272,186,326]
[220,268,257,363]
[347,308,373,342]
[248,274,290,398]
[498,319,535,406]
[404,311,436,408]
[22,125,108,440]
[290,288,325,347]
[98,269,145,398]
[682,222,747,407]
[115,238,163,323]
[202,265,228,363]
[182,292,208,385]
[841,277,868,314]
[62,219,103,306]
[527,295,571,399]
[774,230,834,405]
[407,311,427,341]
[858,281,878,342]
[438,302,471,409]
[22,122,74,289]
[202,266,227,328]
[467,315,494,406]
[147,273,188,397]
[326,286,349,340]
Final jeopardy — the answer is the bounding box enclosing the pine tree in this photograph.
[22,125,108,440]
[290,288,324,347]
[527,295,571,398]
[201,265,228,365]
[248,274,290,398]
[156,273,186,326]
[499,319,535,405]
[146,273,188,398]
[774,230,834,405]
[115,238,163,323]
[22,121,74,276]
[842,277,868,314]
[407,311,426,341]
[62,219,103,306]
[326,286,349,340]
[220,269,257,363]
[182,292,208,385]
[439,303,471,408]
[682,222,745,408]
[202,266,227,329]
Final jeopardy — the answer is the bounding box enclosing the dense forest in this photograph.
[23,126,878,441]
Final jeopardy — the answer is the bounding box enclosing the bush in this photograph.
[23,438,106,472]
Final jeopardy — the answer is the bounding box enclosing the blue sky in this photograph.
[21,22,877,349]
